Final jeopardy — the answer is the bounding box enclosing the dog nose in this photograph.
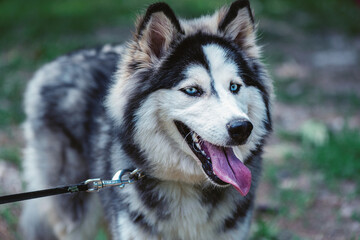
[227,119,253,145]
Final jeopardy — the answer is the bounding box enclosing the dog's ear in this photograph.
[218,0,258,57]
[136,3,184,60]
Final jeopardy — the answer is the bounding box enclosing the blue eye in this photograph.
[186,88,197,94]
[181,86,203,97]
[230,83,241,94]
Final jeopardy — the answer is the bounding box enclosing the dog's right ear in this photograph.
[218,0,259,58]
[136,3,184,60]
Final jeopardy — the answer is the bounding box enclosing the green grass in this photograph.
[0,146,22,167]
[95,228,109,240]
[304,126,360,185]
[2,0,359,46]
[0,205,21,239]
[0,55,27,128]
[352,212,360,222]
[274,78,314,105]
[274,77,360,110]
[262,158,314,220]
[277,124,360,186]
[252,0,360,34]
[250,220,279,240]
[278,189,314,219]
[262,124,360,225]
[251,219,306,240]
[0,0,230,48]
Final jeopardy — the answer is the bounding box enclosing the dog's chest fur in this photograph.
[105,180,254,240]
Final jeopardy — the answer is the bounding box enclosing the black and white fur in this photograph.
[21,1,273,239]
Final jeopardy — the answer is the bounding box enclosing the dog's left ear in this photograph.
[218,0,258,57]
[136,3,184,60]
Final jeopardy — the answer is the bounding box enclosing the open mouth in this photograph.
[174,121,252,196]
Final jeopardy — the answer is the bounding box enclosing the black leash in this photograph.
[0,169,144,205]
[0,183,88,204]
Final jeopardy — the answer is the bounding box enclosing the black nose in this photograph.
[227,119,253,145]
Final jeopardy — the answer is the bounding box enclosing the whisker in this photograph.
[181,130,194,150]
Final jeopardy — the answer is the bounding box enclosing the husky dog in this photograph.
[21,1,273,239]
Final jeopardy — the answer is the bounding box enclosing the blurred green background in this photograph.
[0,0,360,239]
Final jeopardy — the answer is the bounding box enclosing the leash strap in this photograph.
[0,183,88,204]
[0,169,144,205]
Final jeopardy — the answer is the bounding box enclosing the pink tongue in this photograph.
[202,142,251,196]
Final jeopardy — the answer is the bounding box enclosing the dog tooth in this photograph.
[195,143,201,150]
[191,133,197,142]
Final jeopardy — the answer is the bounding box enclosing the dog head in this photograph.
[106,0,272,196]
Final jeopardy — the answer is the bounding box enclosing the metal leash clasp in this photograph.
[85,169,144,192]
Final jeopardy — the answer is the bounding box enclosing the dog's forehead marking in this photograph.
[180,44,241,96]
[182,64,219,96]
[202,44,240,85]
[179,64,211,91]
[184,65,211,84]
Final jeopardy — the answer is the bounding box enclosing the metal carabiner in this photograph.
[85,169,143,192]
[85,178,104,192]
